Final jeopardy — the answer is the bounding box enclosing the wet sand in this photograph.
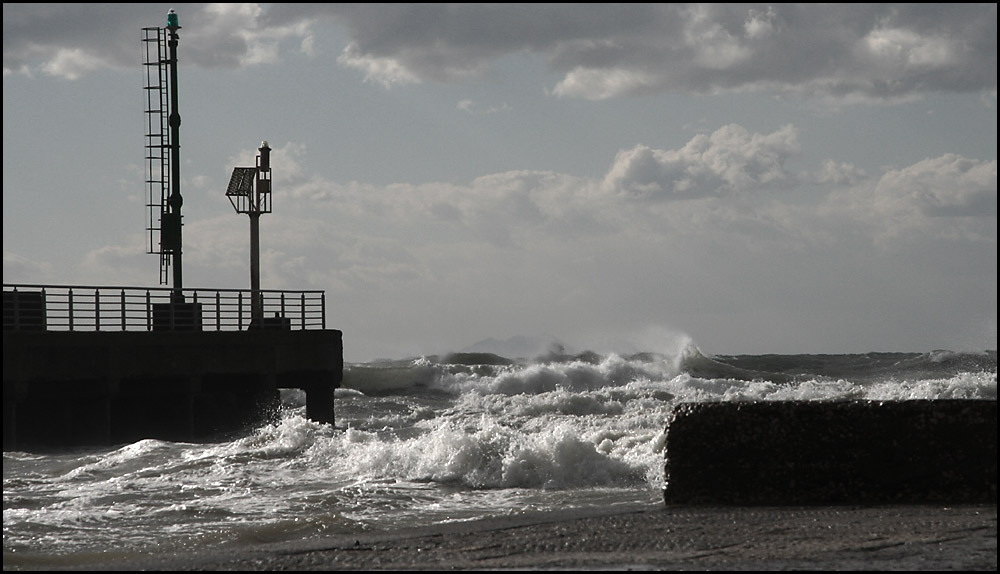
[100,502,996,571]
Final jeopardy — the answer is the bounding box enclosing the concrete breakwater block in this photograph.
[663,400,997,505]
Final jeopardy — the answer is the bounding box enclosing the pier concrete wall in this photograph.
[663,399,996,505]
[3,329,342,450]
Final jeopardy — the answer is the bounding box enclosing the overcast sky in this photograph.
[3,4,997,362]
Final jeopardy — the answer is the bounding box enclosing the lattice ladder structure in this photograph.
[142,26,172,285]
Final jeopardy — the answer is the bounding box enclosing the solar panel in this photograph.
[226,167,256,197]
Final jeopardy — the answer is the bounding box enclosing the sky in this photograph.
[3,3,997,362]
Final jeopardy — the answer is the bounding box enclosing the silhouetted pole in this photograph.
[225,140,272,326]
[166,9,184,298]
[251,141,270,323]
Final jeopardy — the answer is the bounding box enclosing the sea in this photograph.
[3,340,996,570]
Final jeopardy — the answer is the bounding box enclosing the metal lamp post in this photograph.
[226,141,272,326]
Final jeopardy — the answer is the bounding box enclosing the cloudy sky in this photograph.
[3,4,997,362]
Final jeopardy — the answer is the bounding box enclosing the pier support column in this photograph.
[303,383,335,426]
[3,400,15,451]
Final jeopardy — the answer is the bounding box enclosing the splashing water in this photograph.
[4,345,995,568]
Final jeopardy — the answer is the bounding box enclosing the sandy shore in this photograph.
[85,502,997,571]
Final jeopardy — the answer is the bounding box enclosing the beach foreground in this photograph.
[98,503,996,571]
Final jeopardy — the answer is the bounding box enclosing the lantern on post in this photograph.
[226,141,272,326]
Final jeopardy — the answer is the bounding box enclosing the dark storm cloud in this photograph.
[6,4,994,102]
[310,3,660,82]
[319,3,997,100]
[2,3,258,74]
[2,3,151,73]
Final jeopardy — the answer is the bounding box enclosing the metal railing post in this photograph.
[3,284,326,332]
[300,292,306,330]
[12,287,20,329]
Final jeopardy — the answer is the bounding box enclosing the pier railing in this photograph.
[3,284,326,332]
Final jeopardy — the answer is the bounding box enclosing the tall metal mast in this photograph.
[142,9,184,294]
[165,9,184,298]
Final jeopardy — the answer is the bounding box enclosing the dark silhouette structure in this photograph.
[4,285,342,450]
[663,399,997,505]
[3,10,343,451]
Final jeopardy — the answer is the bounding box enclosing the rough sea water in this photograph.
[3,341,996,570]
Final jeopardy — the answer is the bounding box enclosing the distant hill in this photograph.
[460,335,559,360]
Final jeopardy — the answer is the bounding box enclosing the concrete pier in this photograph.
[3,328,342,450]
[663,399,997,505]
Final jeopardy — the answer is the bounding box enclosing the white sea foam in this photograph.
[4,348,995,566]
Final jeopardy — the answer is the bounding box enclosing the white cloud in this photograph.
[3,250,55,284]
[744,6,778,40]
[77,243,151,286]
[602,124,800,199]
[456,99,511,114]
[863,27,958,70]
[337,42,421,87]
[815,160,868,186]
[820,153,998,248]
[551,67,658,101]
[682,4,752,70]
[41,48,109,80]
[874,154,997,218]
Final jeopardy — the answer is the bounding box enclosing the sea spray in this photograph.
[4,348,995,567]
